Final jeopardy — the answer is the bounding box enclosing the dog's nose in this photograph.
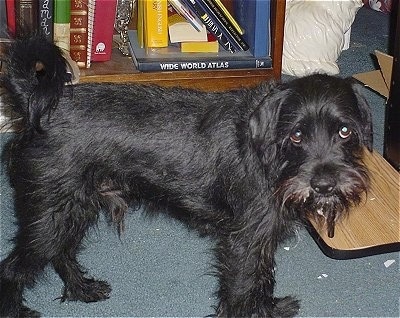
[310,176,336,194]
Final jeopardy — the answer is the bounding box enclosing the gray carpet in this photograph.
[1,6,399,317]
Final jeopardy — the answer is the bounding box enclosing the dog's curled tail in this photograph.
[1,35,71,132]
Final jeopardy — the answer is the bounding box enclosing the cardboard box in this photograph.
[353,50,394,99]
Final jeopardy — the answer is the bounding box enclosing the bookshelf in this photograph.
[79,0,286,91]
[384,4,399,170]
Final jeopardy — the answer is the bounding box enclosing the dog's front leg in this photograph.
[215,220,300,318]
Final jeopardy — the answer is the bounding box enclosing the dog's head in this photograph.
[249,74,373,237]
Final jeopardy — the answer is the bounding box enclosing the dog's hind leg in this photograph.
[0,247,46,318]
[0,176,110,317]
[51,216,112,303]
[0,203,78,317]
[51,174,131,303]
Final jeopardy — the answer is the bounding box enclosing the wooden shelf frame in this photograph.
[79,0,286,91]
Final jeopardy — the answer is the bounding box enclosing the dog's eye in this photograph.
[339,126,352,139]
[290,130,303,144]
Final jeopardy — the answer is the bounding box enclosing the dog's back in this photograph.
[1,36,264,233]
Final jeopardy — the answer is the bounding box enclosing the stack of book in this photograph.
[1,0,118,68]
[129,0,271,72]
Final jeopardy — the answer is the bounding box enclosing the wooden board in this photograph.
[307,150,400,259]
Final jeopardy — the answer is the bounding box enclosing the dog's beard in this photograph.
[277,165,369,238]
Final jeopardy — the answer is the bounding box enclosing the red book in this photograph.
[91,0,117,62]
[5,0,16,37]
[70,0,89,68]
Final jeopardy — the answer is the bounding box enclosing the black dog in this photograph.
[0,36,372,317]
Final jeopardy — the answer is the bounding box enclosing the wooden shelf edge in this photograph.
[79,68,276,90]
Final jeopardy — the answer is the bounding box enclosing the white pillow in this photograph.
[282,0,363,76]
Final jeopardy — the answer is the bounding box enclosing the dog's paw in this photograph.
[0,305,41,318]
[60,278,112,303]
[19,305,41,318]
[272,296,300,317]
[215,296,299,318]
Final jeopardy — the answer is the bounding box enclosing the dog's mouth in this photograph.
[315,205,337,238]
[278,172,369,238]
[299,193,345,238]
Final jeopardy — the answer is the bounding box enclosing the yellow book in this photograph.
[137,0,145,48]
[144,0,168,48]
[181,40,219,53]
[214,0,243,35]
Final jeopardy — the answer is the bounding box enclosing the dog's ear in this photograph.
[349,80,374,152]
[249,84,289,158]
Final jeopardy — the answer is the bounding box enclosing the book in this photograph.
[213,0,243,35]
[54,0,70,52]
[143,0,168,47]
[91,0,117,62]
[234,0,271,57]
[181,33,219,53]
[128,30,271,72]
[38,0,54,41]
[201,0,248,50]
[86,0,95,67]
[0,1,7,37]
[137,0,144,47]
[70,0,88,68]
[5,0,16,37]
[168,0,203,32]
[180,0,237,53]
[15,0,38,36]
[168,8,207,43]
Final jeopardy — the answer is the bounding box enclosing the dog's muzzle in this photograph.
[310,175,338,237]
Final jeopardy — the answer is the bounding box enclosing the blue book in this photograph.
[234,0,270,57]
[128,30,271,72]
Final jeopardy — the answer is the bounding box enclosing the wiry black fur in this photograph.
[0,36,372,317]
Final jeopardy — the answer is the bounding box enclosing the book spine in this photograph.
[5,0,16,37]
[91,0,117,62]
[0,1,8,37]
[181,34,219,53]
[234,0,270,57]
[70,0,88,68]
[144,0,168,47]
[53,0,70,52]
[86,0,95,67]
[137,0,144,48]
[213,0,243,34]
[38,0,54,41]
[181,0,236,53]
[15,0,38,36]
[132,57,271,73]
[202,0,248,50]
[254,0,270,57]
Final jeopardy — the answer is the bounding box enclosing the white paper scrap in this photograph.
[384,259,396,268]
